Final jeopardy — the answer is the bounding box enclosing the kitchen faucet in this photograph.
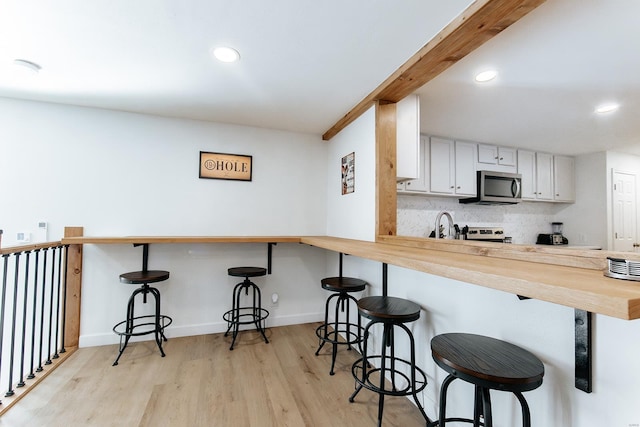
[434,211,454,239]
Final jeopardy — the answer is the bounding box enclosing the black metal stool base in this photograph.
[224,275,269,350]
[112,283,172,366]
[349,296,431,427]
[315,289,364,375]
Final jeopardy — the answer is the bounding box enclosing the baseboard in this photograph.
[79,311,324,348]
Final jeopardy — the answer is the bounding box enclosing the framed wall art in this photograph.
[341,152,355,195]
[199,151,252,181]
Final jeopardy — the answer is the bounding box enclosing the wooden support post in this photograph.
[63,227,83,348]
[376,101,397,238]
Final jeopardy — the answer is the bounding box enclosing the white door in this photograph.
[612,170,637,252]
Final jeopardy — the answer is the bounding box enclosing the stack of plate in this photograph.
[604,257,640,281]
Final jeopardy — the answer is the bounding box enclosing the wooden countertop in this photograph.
[299,236,640,321]
[59,234,640,320]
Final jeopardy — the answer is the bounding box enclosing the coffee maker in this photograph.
[536,222,568,245]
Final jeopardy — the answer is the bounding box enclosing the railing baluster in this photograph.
[18,251,32,387]
[60,245,69,353]
[52,246,62,360]
[6,252,22,397]
[37,249,47,373]
[27,249,40,380]
[0,255,10,405]
[46,247,56,365]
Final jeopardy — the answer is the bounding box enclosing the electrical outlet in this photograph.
[270,293,279,307]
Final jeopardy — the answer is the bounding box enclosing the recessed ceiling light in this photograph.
[212,47,240,63]
[474,70,497,83]
[595,103,619,114]
[13,59,41,73]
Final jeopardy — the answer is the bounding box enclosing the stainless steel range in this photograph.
[465,227,507,243]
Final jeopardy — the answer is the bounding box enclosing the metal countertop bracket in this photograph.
[575,309,592,393]
[382,263,388,297]
[267,243,277,274]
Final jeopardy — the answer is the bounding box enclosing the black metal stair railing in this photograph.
[0,242,68,403]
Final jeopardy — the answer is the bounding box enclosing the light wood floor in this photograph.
[0,323,428,427]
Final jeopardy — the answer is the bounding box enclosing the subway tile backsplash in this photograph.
[397,195,566,245]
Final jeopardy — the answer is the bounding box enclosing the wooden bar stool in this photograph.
[223,266,269,350]
[349,296,430,427]
[429,333,545,427]
[314,276,367,375]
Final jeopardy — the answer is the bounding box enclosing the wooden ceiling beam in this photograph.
[322,0,547,141]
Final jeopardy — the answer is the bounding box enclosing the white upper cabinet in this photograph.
[518,150,553,200]
[535,152,554,201]
[396,94,420,181]
[477,144,517,171]
[429,136,455,194]
[398,136,429,192]
[454,141,477,195]
[553,155,576,202]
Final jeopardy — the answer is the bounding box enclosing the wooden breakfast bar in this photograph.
[61,230,640,394]
[60,232,640,320]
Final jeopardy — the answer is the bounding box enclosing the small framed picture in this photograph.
[342,152,355,195]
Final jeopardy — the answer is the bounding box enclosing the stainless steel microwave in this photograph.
[459,171,522,205]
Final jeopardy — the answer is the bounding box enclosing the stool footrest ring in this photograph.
[351,355,427,397]
[315,322,364,346]
[113,315,173,337]
[223,308,269,325]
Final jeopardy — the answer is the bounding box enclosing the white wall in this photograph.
[325,106,376,241]
[0,97,330,346]
[555,152,607,248]
[0,98,327,242]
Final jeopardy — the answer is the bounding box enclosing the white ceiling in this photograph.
[417,0,640,156]
[1,0,636,158]
[0,0,471,135]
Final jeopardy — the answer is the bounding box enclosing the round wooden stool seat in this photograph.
[430,333,544,427]
[321,276,367,293]
[228,266,267,278]
[357,296,421,323]
[119,270,170,285]
[431,333,544,392]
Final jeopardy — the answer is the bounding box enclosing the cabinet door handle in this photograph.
[499,157,504,160]
[450,186,454,189]
[407,182,411,186]
[457,186,460,189]
[556,193,559,196]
